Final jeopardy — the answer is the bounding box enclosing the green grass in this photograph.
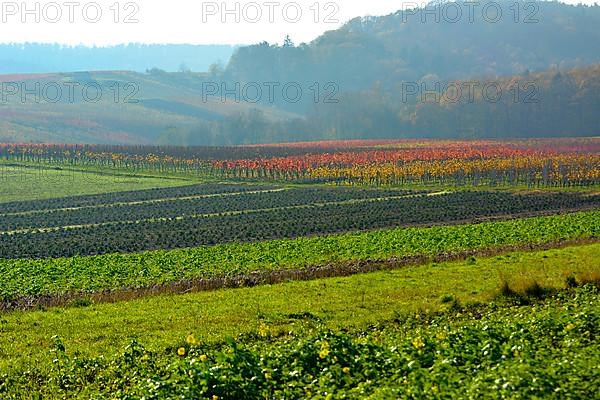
[0,163,197,203]
[0,243,598,373]
[4,285,597,399]
[1,211,598,300]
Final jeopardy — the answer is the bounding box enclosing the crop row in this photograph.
[0,211,598,299]
[305,155,600,186]
[0,183,277,214]
[1,191,599,259]
[1,285,598,398]
[0,187,422,231]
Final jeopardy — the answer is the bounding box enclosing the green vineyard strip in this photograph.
[0,211,599,300]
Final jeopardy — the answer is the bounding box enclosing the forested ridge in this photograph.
[189,63,600,143]
[225,1,600,99]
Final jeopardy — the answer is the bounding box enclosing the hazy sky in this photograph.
[0,0,593,46]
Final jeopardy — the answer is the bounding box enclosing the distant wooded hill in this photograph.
[303,63,600,140]
[224,0,600,111]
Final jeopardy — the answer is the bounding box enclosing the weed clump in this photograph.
[565,275,578,288]
[440,294,455,304]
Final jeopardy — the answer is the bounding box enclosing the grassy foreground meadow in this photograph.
[0,139,598,398]
[0,250,598,398]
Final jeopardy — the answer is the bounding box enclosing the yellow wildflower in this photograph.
[186,334,198,345]
[412,337,425,350]
[319,341,330,359]
[258,322,269,337]
[565,323,576,332]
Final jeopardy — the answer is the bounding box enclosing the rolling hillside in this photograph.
[0,70,299,145]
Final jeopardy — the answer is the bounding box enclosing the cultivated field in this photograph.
[0,163,195,203]
[0,138,598,398]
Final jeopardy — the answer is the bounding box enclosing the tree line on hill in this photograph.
[166,63,600,145]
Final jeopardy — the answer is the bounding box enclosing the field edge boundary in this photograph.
[2,237,598,313]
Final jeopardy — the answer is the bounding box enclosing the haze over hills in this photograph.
[1,0,600,145]
[0,44,235,74]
